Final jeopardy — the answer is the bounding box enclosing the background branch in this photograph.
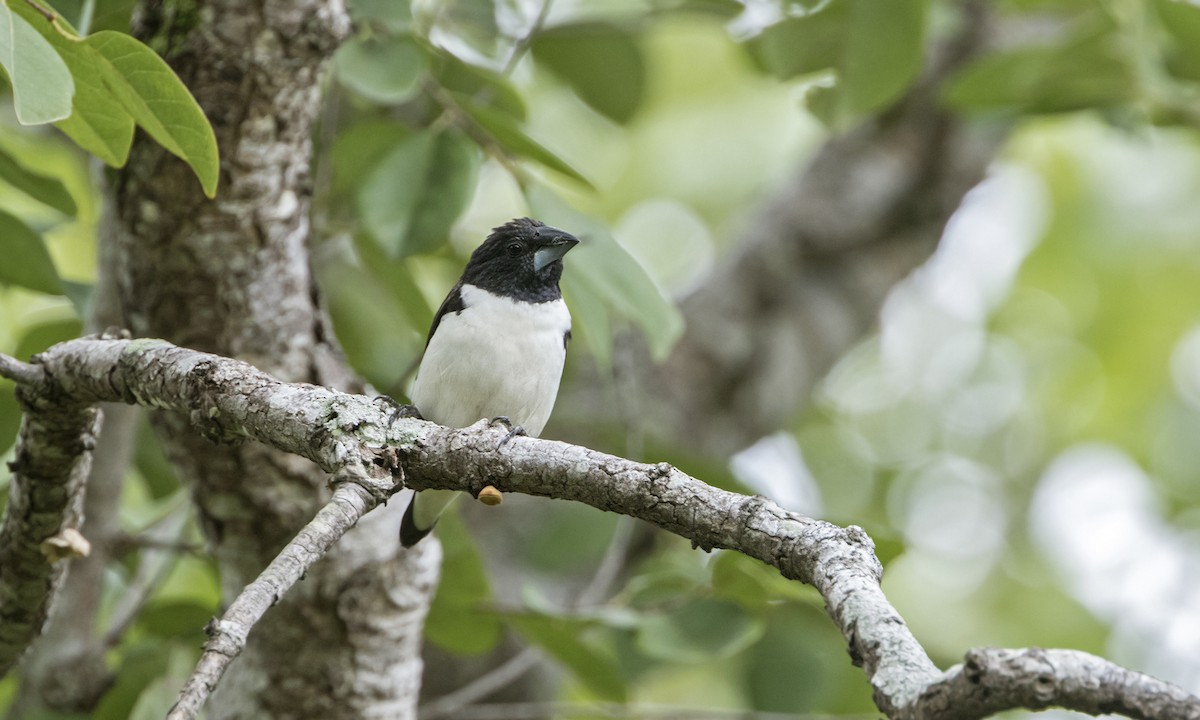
[557,0,1002,457]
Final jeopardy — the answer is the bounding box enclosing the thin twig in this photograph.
[502,0,554,75]
[111,532,203,557]
[0,353,44,386]
[420,649,543,720]
[576,515,635,606]
[103,508,192,648]
[167,480,383,720]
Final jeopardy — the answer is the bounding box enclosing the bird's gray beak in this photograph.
[533,231,579,272]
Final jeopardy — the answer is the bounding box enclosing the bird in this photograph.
[399,217,579,547]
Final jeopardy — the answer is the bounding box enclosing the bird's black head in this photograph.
[460,217,580,303]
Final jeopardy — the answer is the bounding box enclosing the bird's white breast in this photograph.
[411,283,571,437]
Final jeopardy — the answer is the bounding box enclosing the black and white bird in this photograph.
[399,217,579,547]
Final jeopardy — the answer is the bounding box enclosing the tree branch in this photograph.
[168,480,393,720]
[8,404,140,715]
[913,648,1200,720]
[0,355,43,386]
[2,336,1197,719]
[0,357,100,676]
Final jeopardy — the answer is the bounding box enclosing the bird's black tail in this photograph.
[399,500,433,547]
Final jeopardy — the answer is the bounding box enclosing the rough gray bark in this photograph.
[96,1,437,717]
[3,336,1197,720]
[113,0,354,581]
[913,648,1200,720]
[0,357,98,678]
[5,403,137,716]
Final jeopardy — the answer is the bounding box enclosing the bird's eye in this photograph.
[506,242,523,256]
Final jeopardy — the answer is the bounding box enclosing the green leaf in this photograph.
[127,645,195,720]
[0,209,63,294]
[134,415,181,499]
[521,501,618,572]
[423,510,503,655]
[528,186,684,365]
[677,0,744,17]
[1154,0,1200,81]
[636,597,764,663]
[348,232,434,342]
[532,22,645,124]
[58,50,136,164]
[335,34,426,104]
[508,612,627,701]
[357,127,480,258]
[432,51,525,120]
[427,0,501,62]
[0,146,76,215]
[746,2,848,80]
[943,24,1134,114]
[15,317,82,361]
[711,551,822,611]
[94,640,173,720]
[745,0,927,122]
[318,258,423,390]
[154,556,220,606]
[561,271,614,370]
[745,604,876,713]
[138,599,211,642]
[840,0,927,117]
[347,0,412,32]
[61,279,92,317]
[85,31,219,196]
[329,120,411,202]
[745,606,833,711]
[0,2,74,124]
[7,2,136,165]
[455,94,592,187]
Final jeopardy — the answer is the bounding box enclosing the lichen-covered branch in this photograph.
[2,337,1197,720]
[0,358,99,676]
[912,648,1200,720]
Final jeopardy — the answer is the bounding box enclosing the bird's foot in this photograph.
[376,396,422,426]
[489,416,526,449]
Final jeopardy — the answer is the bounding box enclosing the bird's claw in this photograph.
[490,416,526,449]
[376,396,422,426]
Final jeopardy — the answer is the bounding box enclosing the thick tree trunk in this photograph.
[101,1,438,716]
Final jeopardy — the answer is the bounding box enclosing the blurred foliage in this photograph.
[1,0,1200,717]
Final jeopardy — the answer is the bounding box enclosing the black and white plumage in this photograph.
[399,217,579,547]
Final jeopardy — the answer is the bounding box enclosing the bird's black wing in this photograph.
[425,281,465,347]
